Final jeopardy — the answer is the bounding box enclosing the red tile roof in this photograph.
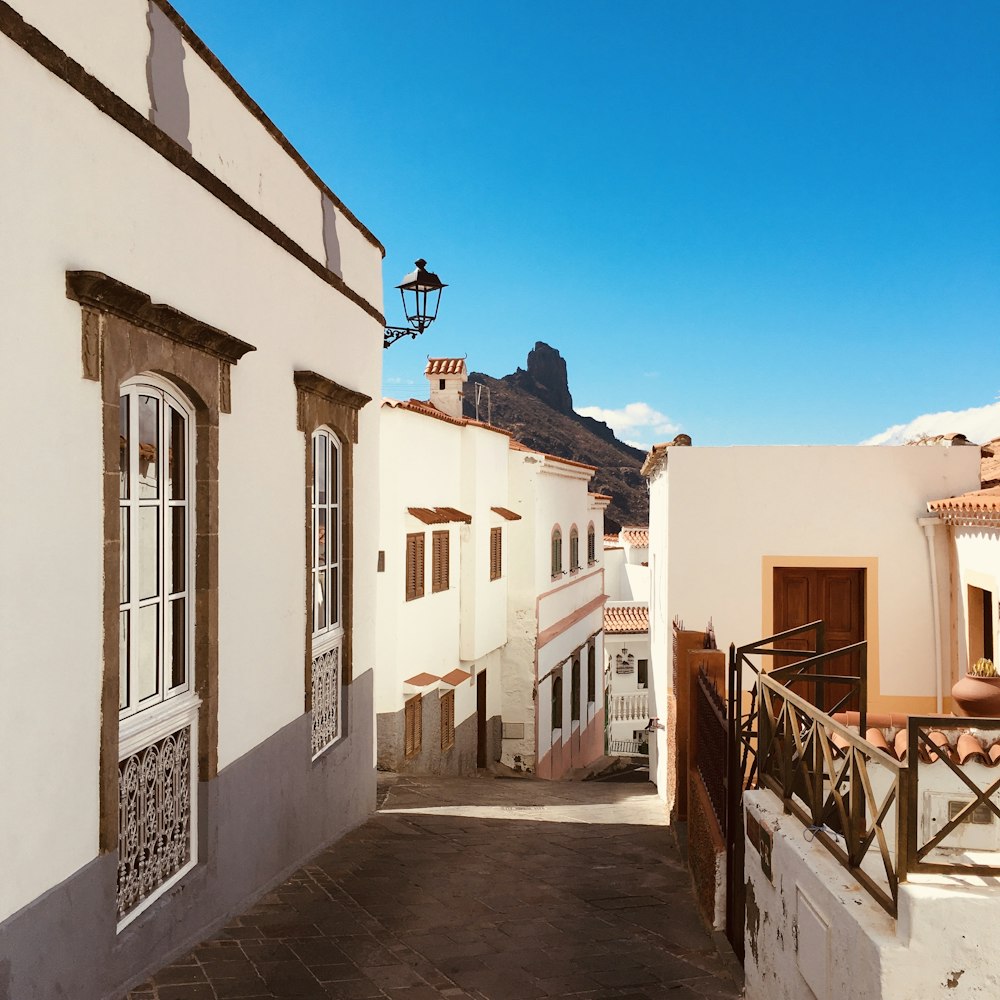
[833,713,1000,767]
[622,527,649,546]
[603,533,618,544]
[927,486,1000,521]
[424,358,467,376]
[509,439,598,472]
[407,507,472,524]
[382,398,511,436]
[604,605,649,634]
[440,668,472,686]
[491,506,521,521]
[404,672,439,687]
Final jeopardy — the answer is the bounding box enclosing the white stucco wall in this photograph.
[0,9,382,923]
[375,405,511,727]
[745,789,1000,1000]
[606,629,651,744]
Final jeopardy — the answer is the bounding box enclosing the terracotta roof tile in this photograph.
[590,493,613,500]
[440,668,472,686]
[491,506,521,521]
[604,605,649,634]
[509,439,598,472]
[927,486,1000,521]
[832,712,1000,768]
[404,672,439,687]
[407,507,471,524]
[622,527,649,546]
[424,358,467,376]
[382,398,512,436]
[603,533,618,543]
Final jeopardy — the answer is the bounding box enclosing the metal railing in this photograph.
[758,670,901,914]
[694,667,726,825]
[758,678,1000,917]
[608,738,649,757]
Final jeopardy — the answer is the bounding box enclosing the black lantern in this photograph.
[384,259,447,348]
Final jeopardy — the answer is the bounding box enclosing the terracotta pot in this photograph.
[951,674,1000,718]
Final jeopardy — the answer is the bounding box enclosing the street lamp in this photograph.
[384,259,447,349]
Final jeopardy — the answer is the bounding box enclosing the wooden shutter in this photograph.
[406,532,425,601]
[440,690,455,750]
[432,530,449,593]
[405,694,422,757]
[490,527,502,581]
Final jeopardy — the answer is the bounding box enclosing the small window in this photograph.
[440,690,455,751]
[439,379,446,390]
[571,658,581,722]
[638,658,648,687]
[551,675,563,731]
[490,526,502,581]
[569,526,580,573]
[406,533,425,601]
[405,694,422,757]
[587,522,596,564]
[432,530,450,593]
[551,526,563,579]
[587,640,596,702]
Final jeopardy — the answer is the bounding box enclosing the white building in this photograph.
[603,527,651,754]
[375,360,508,774]
[501,445,609,778]
[642,438,982,798]
[0,3,384,996]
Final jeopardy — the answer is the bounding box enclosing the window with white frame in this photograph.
[311,428,343,757]
[117,378,198,926]
[118,382,194,717]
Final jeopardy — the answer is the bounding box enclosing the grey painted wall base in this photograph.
[0,672,375,1000]
[377,703,502,776]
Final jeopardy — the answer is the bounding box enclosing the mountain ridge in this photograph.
[463,343,648,532]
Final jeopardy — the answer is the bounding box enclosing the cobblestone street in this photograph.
[127,774,742,1000]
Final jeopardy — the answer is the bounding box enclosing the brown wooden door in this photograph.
[773,567,865,712]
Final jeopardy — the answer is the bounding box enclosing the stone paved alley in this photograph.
[127,774,742,1000]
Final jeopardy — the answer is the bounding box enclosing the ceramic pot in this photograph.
[951,674,1000,718]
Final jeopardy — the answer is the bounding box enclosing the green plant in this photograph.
[969,657,997,678]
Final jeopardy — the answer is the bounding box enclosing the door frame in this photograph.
[762,555,881,706]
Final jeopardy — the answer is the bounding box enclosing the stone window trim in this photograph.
[70,272,256,854]
[295,370,371,703]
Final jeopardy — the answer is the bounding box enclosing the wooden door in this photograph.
[773,568,865,712]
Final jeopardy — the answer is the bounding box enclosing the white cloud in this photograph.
[577,401,680,450]
[863,398,1000,446]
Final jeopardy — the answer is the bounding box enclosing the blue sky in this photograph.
[172,2,1000,448]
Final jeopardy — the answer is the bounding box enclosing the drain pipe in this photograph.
[919,515,944,713]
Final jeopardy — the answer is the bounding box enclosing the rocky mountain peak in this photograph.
[508,341,574,415]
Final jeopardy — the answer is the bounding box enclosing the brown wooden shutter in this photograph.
[432,530,449,593]
[405,694,422,757]
[490,527,502,581]
[406,532,425,601]
[440,690,455,750]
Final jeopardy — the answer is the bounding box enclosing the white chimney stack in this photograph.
[424,358,468,419]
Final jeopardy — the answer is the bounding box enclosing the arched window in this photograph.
[117,376,198,925]
[552,675,563,731]
[311,428,343,755]
[587,522,596,565]
[551,526,563,579]
[587,639,596,703]
[571,658,581,722]
[118,378,194,718]
[569,525,580,573]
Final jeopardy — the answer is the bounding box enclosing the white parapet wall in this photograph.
[744,788,1000,1000]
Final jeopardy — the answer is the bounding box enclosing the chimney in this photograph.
[424,358,468,419]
